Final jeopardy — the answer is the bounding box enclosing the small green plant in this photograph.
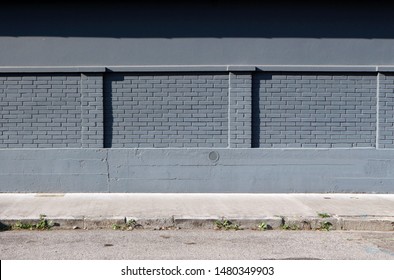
[215,219,241,230]
[12,221,34,230]
[317,212,331,218]
[112,219,139,231]
[258,222,268,231]
[35,214,53,230]
[281,224,299,230]
[112,224,122,230]
[12,214,53,230]
[319,221,333,231]
[126,219,137,229]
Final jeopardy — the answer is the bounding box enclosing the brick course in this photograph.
[229,72,252,148]
[0,71,390,150]
[379,73,394,148]
[104,73,229,148]
[0,74,81,148]
[253,73,377,148]
[81,74,103,148]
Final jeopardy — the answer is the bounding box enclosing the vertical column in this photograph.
[81,73,104,148]
[229,72,252,148]
[378,73,394,148]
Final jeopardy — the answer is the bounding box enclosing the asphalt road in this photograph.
[1,229,394,260]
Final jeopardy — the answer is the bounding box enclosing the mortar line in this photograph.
[228,72,231,148]
[81,73,84,147]
[376,72,380,149]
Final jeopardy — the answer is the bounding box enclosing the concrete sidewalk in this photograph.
[0,193,393,231]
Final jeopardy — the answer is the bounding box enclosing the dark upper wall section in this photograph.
[1,1,394,66]
[1,1,394,38]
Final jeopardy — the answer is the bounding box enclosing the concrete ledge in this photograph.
[127,217,175,230]
[283,217,341,230]
[174,217,219,229]
[51,217,85,230]
[340,217,394,231]
[3,65,394,74]
[106,65,229,72]
[1,194,393,231]
[377,66,394,72]
[83,217,126,230]
[0,66,106,73]
[256,65,378,72]
[2,216,393,231]
[227,65,256,71]
[232,217,284,230]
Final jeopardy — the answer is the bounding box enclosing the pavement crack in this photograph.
[105,149,110,192]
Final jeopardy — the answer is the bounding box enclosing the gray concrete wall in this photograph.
[0,149,108,192]
[1,149,393,193]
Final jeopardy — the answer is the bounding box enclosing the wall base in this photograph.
[1,149,393,193]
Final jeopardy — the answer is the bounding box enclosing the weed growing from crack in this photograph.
[258,222,268,231]
[215,219,241,230]
[281,224,299,230]
[12,214,53,230]
[319,221,333,231]
[112,219,140,231]
[317,212,331,218]
[35,214,53,230]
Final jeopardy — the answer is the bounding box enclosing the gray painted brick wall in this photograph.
[379,73,394,148]
[0,74,82,148]
[254,73,377,148]
[81,74,104,148]
[104,73,229,148]
[229,72,252,148]
[1,70,393,151]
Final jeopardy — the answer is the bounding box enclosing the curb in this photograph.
[1,215,394,231]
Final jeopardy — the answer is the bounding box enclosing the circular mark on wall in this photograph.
[208,151,220,162]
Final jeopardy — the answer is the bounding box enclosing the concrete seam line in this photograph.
[228,72,231,148]
[1,65,392,73]
[376,72,380,149]
[106,149,110,192]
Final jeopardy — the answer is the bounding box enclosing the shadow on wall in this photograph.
[251,74,263,148]
[1,1,394,38]
[103,74,122,148]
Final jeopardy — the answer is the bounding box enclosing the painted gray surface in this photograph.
[2,2,394,66]
[104,73,229,148]
[0,149,108,192]
[81,74,103,148]
[0,74,81,148]
[379,73,394,148]
[229,73,252,148]
[253,73,377,148]
[1,71,393,150]
[0,149,394,193]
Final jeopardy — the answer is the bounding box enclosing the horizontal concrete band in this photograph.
[2,216,393,231]
[2,65,394,73]
[1,149,394,193]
